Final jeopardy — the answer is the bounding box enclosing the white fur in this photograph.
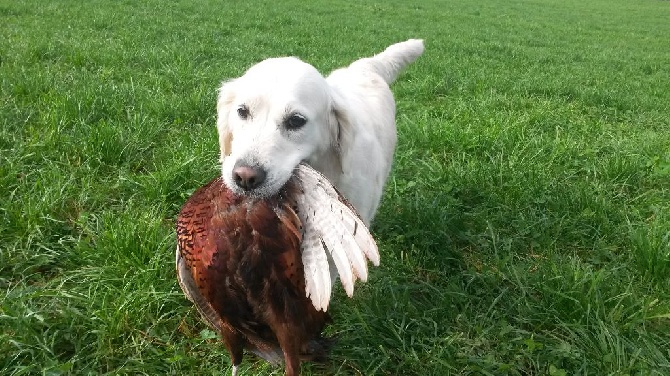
[216,39,424,224]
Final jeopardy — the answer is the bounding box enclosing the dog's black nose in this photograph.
[232,163,267,191]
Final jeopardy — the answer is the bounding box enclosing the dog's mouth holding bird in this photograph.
[222,158,313,200]
[220,154,307,199]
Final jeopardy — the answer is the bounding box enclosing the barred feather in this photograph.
[293,164,380,312]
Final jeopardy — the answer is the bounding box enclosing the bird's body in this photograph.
[176,164,378,376]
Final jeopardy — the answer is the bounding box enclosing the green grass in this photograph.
[2,0,670,374]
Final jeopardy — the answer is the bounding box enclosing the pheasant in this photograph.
[176,163,379,376]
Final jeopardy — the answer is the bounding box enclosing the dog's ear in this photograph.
[328,89,352,173]
[216,79,237,158]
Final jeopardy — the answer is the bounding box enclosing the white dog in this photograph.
[216,39,424,224]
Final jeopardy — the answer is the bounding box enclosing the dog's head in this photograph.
[216,57,344,197]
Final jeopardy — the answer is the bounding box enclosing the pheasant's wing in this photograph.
[175,179,226,331]
[292,164,380,312]
[297,217,332,312]
[176,247,223,330]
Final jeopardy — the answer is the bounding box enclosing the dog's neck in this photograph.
[305,147,343,187]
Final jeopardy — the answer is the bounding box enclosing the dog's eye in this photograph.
[285,114,307,130]
[237,105,250,120]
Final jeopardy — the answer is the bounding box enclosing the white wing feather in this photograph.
[305,175,380,267]
[293,164,380,312]
[298,218,332,312]
[304,186,369,283]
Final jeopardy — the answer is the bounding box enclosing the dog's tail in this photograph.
[350,39,424,85]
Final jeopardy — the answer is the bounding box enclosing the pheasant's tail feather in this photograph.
[300,336,338,363]
[248,336,336,365]
[249,347,284,365]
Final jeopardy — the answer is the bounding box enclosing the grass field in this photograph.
[2,0,670,374]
